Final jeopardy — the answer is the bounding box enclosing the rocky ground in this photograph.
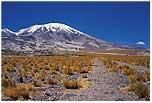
[30,85,64,101]
[59,58,145,101]
[2,58,147,101]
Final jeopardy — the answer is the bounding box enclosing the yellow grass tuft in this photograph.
[64,79,79,89]
[4,83,30,100]
[47,78,58,85]
[129,81,149,100]
[142,71,150,82]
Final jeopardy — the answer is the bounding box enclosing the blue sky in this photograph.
[2,2,150,48]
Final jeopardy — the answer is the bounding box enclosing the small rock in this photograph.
[45,91,54,96]
[16,76,24,83]
[115,98,124,101]
[33,95,48,101]
[104,91,109,94]
[47,96,57,101]
[111,91,115,94]
[24,75,33,83]
[65,93,78,97]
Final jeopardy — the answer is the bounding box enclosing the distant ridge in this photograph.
[2,23,139,54]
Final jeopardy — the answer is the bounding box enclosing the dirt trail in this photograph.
[60,58,142,101]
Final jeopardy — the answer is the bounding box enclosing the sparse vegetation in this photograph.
[99,54,150,68]
[99,54,150,100]
[64,79,80,89]
[82,74,88,78]
[47,78,58,85]
[2,54,149,100]
[4,83,31,100]
[129,81,149,100]
[2,55,94,100]
[2,78,13,88]
[141,71,150,82]
[129,74,138,84]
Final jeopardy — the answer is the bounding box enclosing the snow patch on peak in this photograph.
[43,23,82,34]
[3,23,107,44]
[16,23,76,34]
[28,25,42,33]
[15,22,86,36]
[2,28,15,34]
[16,28,28,35]
[43,23,70,31]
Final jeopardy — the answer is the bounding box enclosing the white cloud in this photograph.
[136,41,145,45]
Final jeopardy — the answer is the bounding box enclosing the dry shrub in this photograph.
[51,64,59,72]
[64,79,79,89]
[16,83,33,91]
[122,68,129,75]
[129,81,149,100]
[39,70,46,81]
[109,67,118,72]
[73,66,80,72]
[146,62,150,68]
[4,87,19,100]
[2,78,13,88]
[25,83,33,91]
[33,81,41,87]
[80,67,89,73]
[87,66,92,71]
[142,71,150,82]
[123,67,135,75]
[129,74,138,84]
[64,67,74,75]
[4,84,30,100]
[129,68,136,75]
[123,65,130,69]
[118,65,123,72]
[47,78,58,85]
[82,74,87,78]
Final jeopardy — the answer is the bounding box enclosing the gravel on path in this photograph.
[60,58,142,101]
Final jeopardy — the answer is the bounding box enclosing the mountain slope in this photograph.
[2,23,131,54]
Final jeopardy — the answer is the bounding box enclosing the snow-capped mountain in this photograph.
[2,23,130,53]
